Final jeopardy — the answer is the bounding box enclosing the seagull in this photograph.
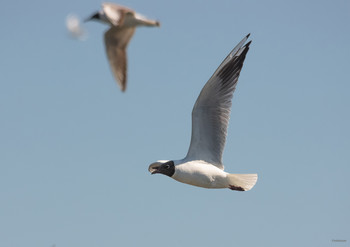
[85,3,160,92]
[148,34,257,191]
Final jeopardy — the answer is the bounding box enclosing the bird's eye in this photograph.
[164,164,170,169]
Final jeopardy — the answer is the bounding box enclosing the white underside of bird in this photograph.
[173,160,257,190]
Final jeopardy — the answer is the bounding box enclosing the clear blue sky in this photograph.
[1,0,349,246]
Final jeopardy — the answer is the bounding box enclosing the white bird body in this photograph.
[172,160,229,189]
[149,34,258,191]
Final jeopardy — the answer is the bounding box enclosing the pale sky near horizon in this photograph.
[1,0,349,247]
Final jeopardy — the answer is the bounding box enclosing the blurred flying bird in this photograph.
[66,14,87,41]
[149,34,257,191]
[85,3,160,92]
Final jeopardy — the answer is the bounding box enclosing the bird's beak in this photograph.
[84,13,98,23]
[148,162,161,174]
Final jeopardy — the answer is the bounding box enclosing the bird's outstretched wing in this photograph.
[104,27,135,91]
[185,34,252,169]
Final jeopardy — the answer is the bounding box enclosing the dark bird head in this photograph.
[84,12,100,22]
[148,160,175,177]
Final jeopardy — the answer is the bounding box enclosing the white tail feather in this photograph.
[227,173,258,191]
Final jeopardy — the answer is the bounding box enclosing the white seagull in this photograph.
[85,3,160,92]
[149,34,257,191]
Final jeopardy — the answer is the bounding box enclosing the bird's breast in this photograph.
[172,162,228,189]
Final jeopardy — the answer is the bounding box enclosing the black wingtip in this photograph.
[245,40,252,47]
[246,33,251,39]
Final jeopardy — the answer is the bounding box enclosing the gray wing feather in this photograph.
[185,34,252,169]
[104,27,135,91]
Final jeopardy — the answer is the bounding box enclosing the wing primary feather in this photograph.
[217,41,251,84]
[185,36,252,169]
